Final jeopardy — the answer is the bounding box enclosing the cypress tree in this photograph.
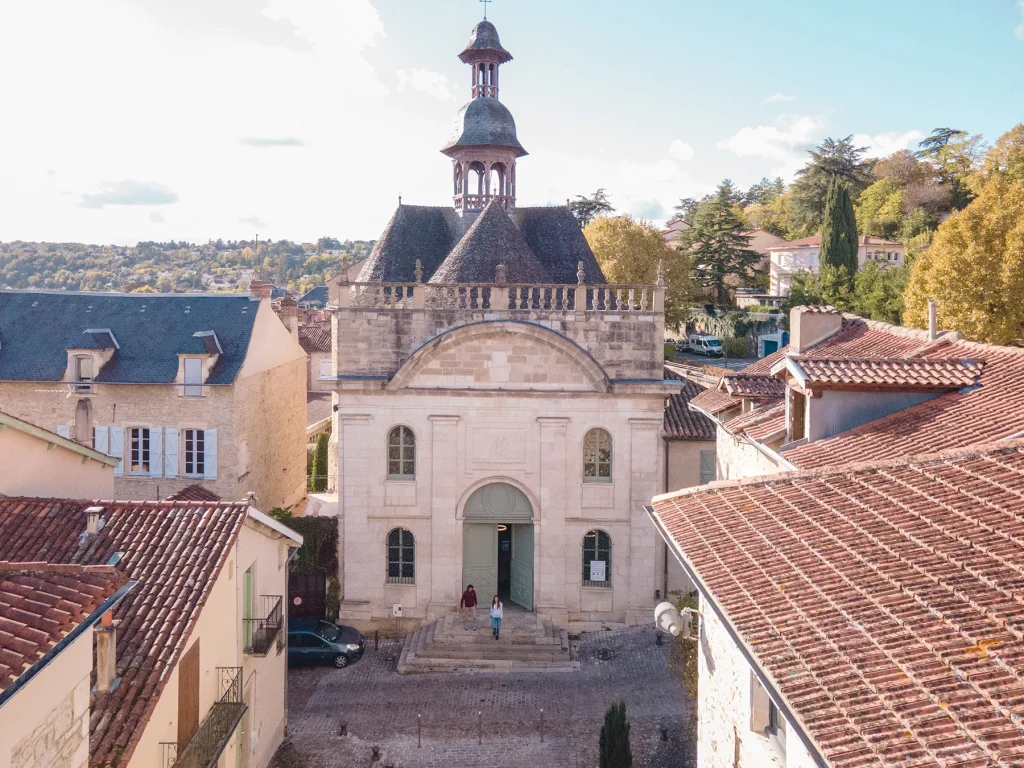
[599,701,632,768]
[312,433,329,493]
[819,177,859,290]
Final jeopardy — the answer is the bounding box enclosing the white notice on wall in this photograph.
[589,560,606,582]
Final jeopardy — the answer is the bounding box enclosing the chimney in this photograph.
[95,610,118,693]
[278,295,298,338]
[85,505,104,536]
[249,279,272,300]
[789,306,843,354]
[928,300,938,341]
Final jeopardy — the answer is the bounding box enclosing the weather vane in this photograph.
[480,0,492,20]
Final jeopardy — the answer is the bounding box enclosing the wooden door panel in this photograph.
[177,639,200,745]
[510,524,534,611]
[462,523,497,604]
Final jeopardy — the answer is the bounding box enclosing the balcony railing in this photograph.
[243,595,283,655]
[160,667,245,768]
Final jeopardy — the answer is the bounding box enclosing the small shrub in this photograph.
[722,337,750,358]
[664,342,676,361]
[312,433,329,493]
[599,701,632,768]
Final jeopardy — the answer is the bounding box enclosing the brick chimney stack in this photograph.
[278,295,298,338]
[95,610,118,693]
[789,306,843,354]
[249,279,273,300]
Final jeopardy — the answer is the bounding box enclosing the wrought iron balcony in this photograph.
[160,667,245,768]
[243,595,283,655]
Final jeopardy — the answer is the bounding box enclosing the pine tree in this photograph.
[819,178,859,292]
[680,181,760,306]
[312,433,329,493]
[599,701,632,768]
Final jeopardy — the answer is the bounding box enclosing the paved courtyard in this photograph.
[272,625,695,768]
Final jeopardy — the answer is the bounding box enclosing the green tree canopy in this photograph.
[569,189,614,228]
[789,136,874,234]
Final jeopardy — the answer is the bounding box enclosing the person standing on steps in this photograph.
[460,584,478,630]
[490,595,503,640]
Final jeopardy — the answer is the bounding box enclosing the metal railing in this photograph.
[160,667,245,768]
[243,595,283,655]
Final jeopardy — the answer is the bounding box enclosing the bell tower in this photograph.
[441,18,527,215]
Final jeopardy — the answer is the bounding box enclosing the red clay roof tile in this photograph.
[652,440,1024,768]
[298,324,332,354]
[791,357,985,391]
[720,374,786,398]
[164,484,221,502]
[663,367,716,441]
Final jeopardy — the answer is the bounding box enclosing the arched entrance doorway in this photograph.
[462,482,534,611]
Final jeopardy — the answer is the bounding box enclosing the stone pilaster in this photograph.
[338,414,372,621]
[626,417,661,624]
[535,417,569,624]
[427,415,461,619]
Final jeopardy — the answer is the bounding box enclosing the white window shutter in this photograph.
[94,426,109,454]
[164,428,179,479]
[149,428,163,477]
[204,428,218,480]
[110,427,125,477]
[56,425,71,439]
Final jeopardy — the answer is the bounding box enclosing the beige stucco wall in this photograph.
[656,439,715,598]
[697,597,818,768]
[307,351,332,393]
[0,427,114,498]
[0,624,93,768]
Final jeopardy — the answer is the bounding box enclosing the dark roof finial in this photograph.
[480,0,491,20]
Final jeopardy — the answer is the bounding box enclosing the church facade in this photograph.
[321,18,678,630]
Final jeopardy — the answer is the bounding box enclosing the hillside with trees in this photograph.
[0,236,375,295]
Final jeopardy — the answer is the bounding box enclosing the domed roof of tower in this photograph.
[441,97,527,157]
[459,20,512,63]
[429,199,549,284]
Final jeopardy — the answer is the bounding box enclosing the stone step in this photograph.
[422,645,569,661]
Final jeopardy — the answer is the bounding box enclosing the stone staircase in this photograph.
[397,608,579,674]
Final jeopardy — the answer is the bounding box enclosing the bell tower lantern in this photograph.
[441,18,527,215]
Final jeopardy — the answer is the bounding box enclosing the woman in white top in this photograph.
[490,595,503,640]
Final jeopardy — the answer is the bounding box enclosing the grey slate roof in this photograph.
[442,98,527,157]
[298,286,328,307]
[459,20,513,63]
[430,200,549,284]
[0,290,258,385]
[357,204,607,286]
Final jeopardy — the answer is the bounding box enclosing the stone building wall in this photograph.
[715,427,784,482]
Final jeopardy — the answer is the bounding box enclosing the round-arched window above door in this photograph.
[463,482,533,521]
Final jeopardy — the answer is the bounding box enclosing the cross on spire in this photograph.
[480,0,492,19]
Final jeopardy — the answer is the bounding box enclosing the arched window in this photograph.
[582,529,611,587]
[387,425,415,479]
[583,428,612,482]
[387,528,415,584]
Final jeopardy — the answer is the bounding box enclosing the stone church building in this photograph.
[319,18,679,630]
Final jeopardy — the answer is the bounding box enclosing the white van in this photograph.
[688,334,723,357]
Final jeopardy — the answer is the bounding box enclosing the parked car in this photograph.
[674,339,688,352]
[288,618,365,668]
[688,334,723,357]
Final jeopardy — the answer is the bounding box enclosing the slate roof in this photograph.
[164,484,221,502]
[789,356,985,391]
[298,324,332,354]
[357,205,606,286]
[298,286,328,307]
[0,497,250,767]
[651,440,1024,768]
[0,291,258,385]
[442,98,527,157]
[663,367,716,441]
[459,20,513,63]
[0,563,127,694]
[430,200,549,284]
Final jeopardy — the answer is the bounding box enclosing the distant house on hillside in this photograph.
[768,234,905,296]
[661,216,690,246]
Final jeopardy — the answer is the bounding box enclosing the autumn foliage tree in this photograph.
[904,125,1024,344]
[584,215,693,329]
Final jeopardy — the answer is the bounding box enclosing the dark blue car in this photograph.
[288,619,365,668]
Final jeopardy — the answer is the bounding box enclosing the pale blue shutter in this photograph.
[149,428,162,477]
[110,427,125,477]
[204,428,217,480]
[164,428,179,478]
[699,450,715,485]
[56,425,71,439]
[94,426,109,455]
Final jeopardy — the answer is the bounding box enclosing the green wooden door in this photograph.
[243,566,254,649]
[462,524,498,604]
[510,524,534,611]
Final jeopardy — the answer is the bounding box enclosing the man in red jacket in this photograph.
[459,584,478,630]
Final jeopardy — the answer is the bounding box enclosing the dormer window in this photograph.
[184,358,203,397]
[74,355,93,393]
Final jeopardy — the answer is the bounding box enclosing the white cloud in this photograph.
[1015,0,1024,39]
[239,136,306,148]
[852,130,925,158]
[150,211,165,224]
[668,140,694,161]
[718,113,828,178]
[763,93,795,103]
[239,215,266,228]
[396,69,457,102]
[79,180,179,209]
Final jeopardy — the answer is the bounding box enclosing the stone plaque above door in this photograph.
[469,427,526,468]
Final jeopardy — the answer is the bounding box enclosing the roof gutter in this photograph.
[0,412,119,467]
[0,580,137,709]
[645,506,829,768]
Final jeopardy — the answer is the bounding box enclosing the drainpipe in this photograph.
[928,300,938,342]
[662,441,670,600]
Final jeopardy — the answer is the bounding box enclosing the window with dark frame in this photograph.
[387,426,416,479]
[583,428,612,482]
[582,529,611,587]
[129,427,150,475]
[184,429,206,477]
[386,528,415,584]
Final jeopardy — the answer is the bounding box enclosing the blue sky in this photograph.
[0,0,1020,244]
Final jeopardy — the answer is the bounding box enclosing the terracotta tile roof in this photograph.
[0,563,125,693]
[720,374,786,398]
[791,356,985,391]
[0,498,249,767]
[651,440,1024,768]
[689,347,790,416]
[663,367,716,441]
[722,402,786,439]
[803,317,931,359]
[787,336,1024,469]
[298,324,332,354]
[164,484,221,502]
